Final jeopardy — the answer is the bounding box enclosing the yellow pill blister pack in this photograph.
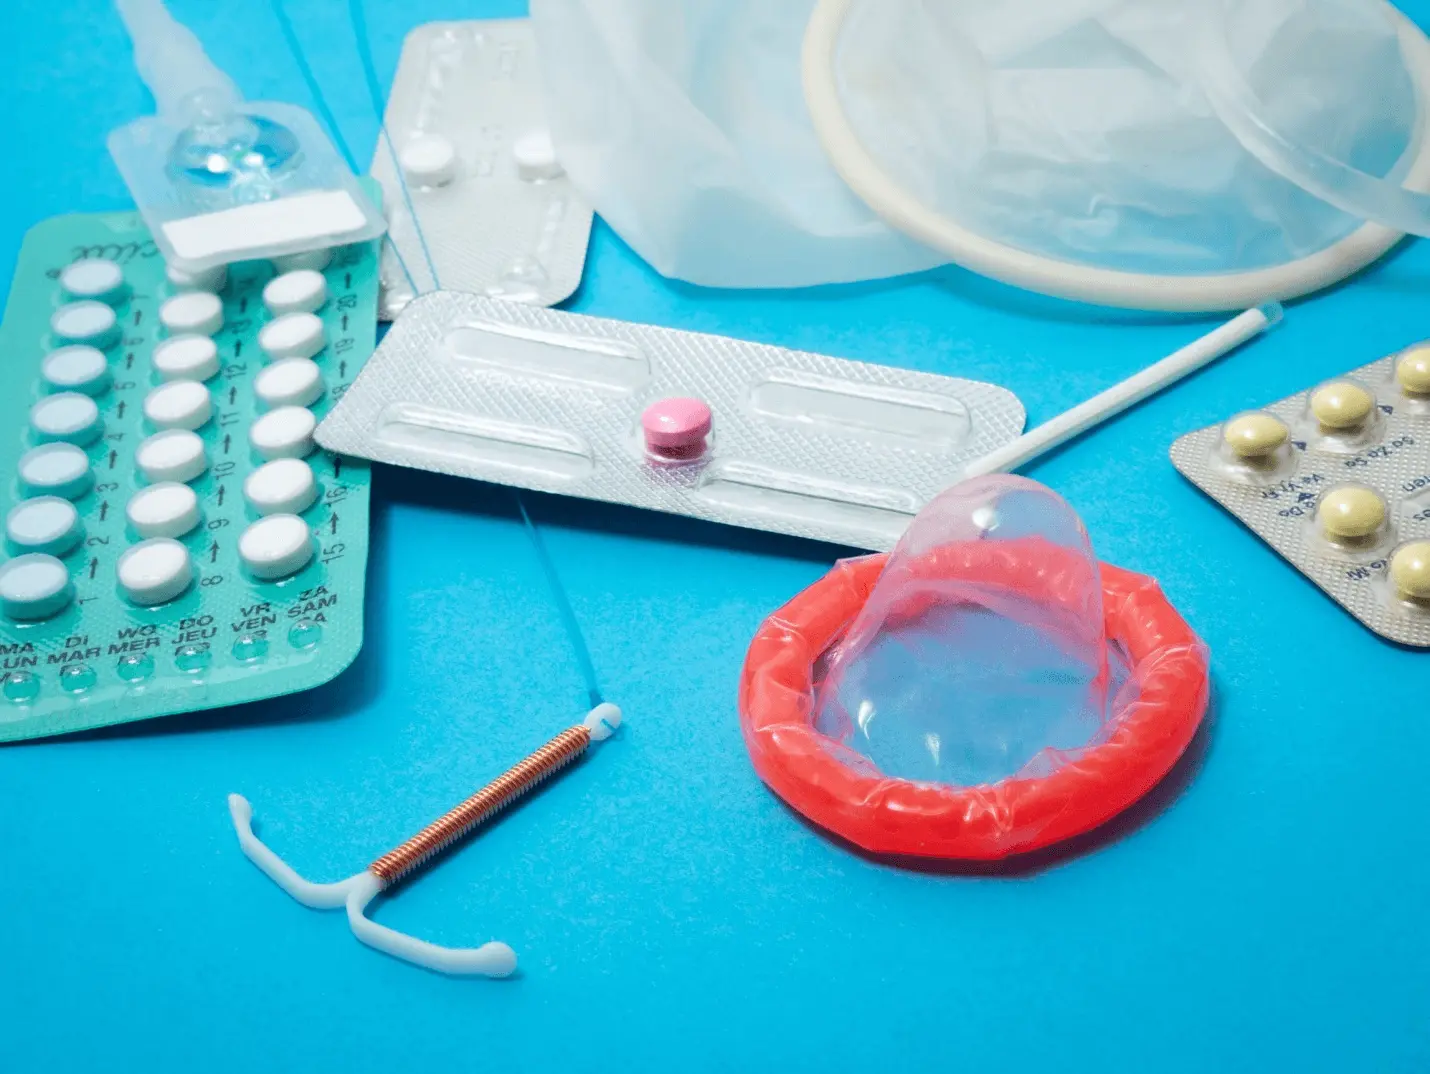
[1171,341,1430,647]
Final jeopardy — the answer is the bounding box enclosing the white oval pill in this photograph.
[273,248,332,274]
[401,134,459,186]
[19,443,93,500]
[118,538,193,606]
[513,128,564,181]
[136,429,208,484]
[243,458,317,516]
[166,261,228,292]
[60,259,125,304]
[160,291,224,336]
[0,554,73,621]
[31,393,102,445]
[248,406,317,461]
[263,270,328,316]
[240,514,314,580]
[144,380,212,431]
[51,301,120,348]
[259,312,326,361]
[255,358,324,409]
[152,335,220,382]
[41,345,111,395]
[6,497,82,556]
[127,482,200,539]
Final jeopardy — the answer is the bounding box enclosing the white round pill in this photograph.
[118,538,194,606]
[6,497,82,556]
[136,429,208,484]
[248,406,317,461]
[18,443,93,500]
[31,392,102,445]
[60,259,125,303]
[0,554,73,621]
[400,134,459,186]
[244,458,317,516]
[152,335,221,382]
[126,482,200,539]
[51,301,120,348]
[144,380,212,431]
[240,514,314,580]
[263,270,328,316]
[166,261,228,292]
[273,248,333,274]
[41,345,111,395]
[160,291,224,336]
[259,312,326,361]
[255,358,324,409]
[513,128,564,181]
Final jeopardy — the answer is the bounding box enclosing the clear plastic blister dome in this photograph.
[739,475,1211,860]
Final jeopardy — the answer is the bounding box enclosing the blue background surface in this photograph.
[2,2,1428,1070]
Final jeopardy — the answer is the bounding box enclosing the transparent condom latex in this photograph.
[739,476,1210,860]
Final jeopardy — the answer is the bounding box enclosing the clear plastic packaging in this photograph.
[109,0,385,269]
[740,475,1209,859]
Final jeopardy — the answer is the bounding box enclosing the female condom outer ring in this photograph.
[738,539,1210,861]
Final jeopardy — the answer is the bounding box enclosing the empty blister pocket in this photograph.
[316,292,1025,550]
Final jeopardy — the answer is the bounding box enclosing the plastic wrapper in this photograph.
[739,476,1209,860]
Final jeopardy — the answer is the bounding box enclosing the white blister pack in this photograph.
[316,293,1026,550]
[372,19,593,320]
[1171,341,1430,647]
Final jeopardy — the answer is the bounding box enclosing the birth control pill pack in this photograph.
[372,18,592,320]
[0,209,380,741]
[317,292,1026,551]
[1171,342,1430,647]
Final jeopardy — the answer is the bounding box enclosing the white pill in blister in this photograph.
[248,406,317,461]
[6,497,82,556]
[19,443,93,500]
[0,554,73,621]
[244,458,317,516]
[513,128,564,181]
[118,538,194,606]
[239,514,314,580]
[31,393,102,445]
[166,261,228,292]
[136,429,208,484]
[51,301,120,348]
[259,312,326,361]
[60,259,125,303]
[144,380,212,431]
[255,358,324,408]
[401,134,459,186]
[152,335,221,382]
[273,248,333,273]
[160,291,224,336]
[41,345,111,395]
[127,482,200,539]
[263,270,328,316]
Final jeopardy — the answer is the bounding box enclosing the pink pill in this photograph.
[642,397,712,459]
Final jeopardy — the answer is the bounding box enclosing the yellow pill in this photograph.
[1223,412,1289,459]
[1318,486,1386,541]
[1390,542,1430,600]
[1310,381,1375,430]
[1396,346,1430,396]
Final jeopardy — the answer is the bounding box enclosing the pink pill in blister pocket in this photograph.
[642,397,712,459]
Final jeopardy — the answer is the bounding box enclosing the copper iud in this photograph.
[227,702,623,978]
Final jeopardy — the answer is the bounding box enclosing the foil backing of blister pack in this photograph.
[1171,347,1430,647]
[316,293,1027,550]
[372,19,592,320]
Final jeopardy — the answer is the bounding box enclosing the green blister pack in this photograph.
[0,209,379,742]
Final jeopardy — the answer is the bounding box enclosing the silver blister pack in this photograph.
[372,19,593,320]
[1171,341,1430,647]
[316,292,1027,550]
